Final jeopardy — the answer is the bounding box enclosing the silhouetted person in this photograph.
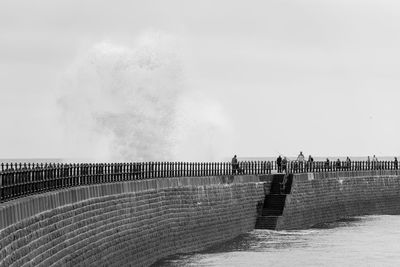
[346,157,351,170]
[336,158,341,170]
[308,155,314,171]
[232,155,239,174]
[395,157,398,170]
[325,158,330,169]
[276,155,282,173]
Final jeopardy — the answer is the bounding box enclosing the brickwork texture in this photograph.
[277,170,400,230]
[0,175,268,267]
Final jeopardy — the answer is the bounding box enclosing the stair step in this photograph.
[255,174,293,230]
[270,174,285,194]
[269,174,293,194]
[262,209,283,216]
[264,195,286,210]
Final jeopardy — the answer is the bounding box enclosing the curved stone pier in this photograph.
[0,175,268,267]
[2,170,400,266]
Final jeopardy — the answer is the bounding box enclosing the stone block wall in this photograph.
[0,175,269,267]
[277,170,400,230]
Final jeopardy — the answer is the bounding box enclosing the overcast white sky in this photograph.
[1,0,399,160]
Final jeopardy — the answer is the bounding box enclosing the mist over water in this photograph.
[58,32,232,162]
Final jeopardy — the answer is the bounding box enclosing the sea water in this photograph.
[156,215,400,266]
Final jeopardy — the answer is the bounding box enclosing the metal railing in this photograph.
[0,161,272,202]
[0,160,398,202]
[284,160,399,173]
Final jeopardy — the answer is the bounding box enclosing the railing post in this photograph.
[196,162,201,177]
[213,162,216,176]
[104,163,109,182]
[156,162,159,178]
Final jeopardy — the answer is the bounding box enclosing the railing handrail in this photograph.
[0,160,398,203]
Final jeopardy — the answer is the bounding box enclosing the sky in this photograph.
[0,0,400,161]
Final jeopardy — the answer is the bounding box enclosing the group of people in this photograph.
[277,153,399,172]
[232,153,399,174]
[276,152,313,173]
[276,155,288,173]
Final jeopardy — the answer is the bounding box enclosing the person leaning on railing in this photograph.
[395,157,398,170]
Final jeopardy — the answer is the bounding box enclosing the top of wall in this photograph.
[294,170,400,182]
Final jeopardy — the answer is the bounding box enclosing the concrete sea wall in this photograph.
[277,170,400,230]
[0,175,268,267]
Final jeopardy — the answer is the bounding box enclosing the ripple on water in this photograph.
[154,215,400,267]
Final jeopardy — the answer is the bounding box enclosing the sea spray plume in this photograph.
[58,32,233,162]
[58,33,184,161]
[172,91,234,161]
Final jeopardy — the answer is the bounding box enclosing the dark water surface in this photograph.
[155,216,400,266]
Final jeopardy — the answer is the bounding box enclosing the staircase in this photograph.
[255,174,293,230]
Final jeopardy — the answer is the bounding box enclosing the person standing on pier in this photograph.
[394,157,398,170]
[276,155,282,173]
[297,151,305,162]
[325,158,330,169]
[336,158,341,170]
[308,155,314,171]
[373,155,378,169]
[297,151,305,172]
[232,155,239,174]
[346,157,351,170]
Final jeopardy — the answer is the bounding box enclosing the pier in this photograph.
[0,160,399,266]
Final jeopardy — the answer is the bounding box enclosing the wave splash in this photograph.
[58,32,232,162]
